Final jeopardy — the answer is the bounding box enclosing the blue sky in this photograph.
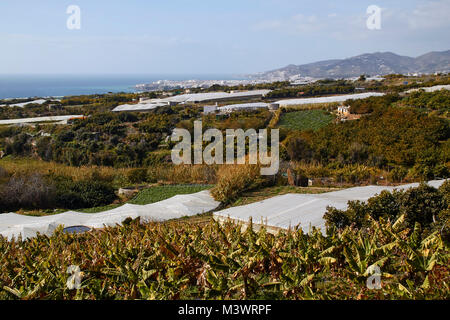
[0,0,449,74]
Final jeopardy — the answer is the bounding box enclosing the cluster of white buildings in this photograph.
[136,79,277,91]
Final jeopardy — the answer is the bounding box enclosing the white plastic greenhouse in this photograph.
[0,190,220,240]
[275,92,385,106]
[213,180,447,233]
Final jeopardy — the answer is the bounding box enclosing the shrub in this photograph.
[55,179,117,209]
[211,165,267,204]
[388,167,408,183]
[400,183,447,229]
[126,168,148,184]
[0,174,56,211]
[0,166,8,179]
[143,151,171,166]
[365,189,402,221]
[439,180,450,203]
[324,183,448,233]
[324,200,367,230]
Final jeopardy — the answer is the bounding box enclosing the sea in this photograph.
[0,74,243,100]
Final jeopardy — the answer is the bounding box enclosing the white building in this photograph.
[337,105,351,115]
[203,105,218,114]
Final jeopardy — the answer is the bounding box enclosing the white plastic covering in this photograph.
[218,102,269,112]
[0,115,84,125]
[154,90,271,104]
[112,103,167,112]
[113,90,272,112]
[406,84,450,93]
[0,99,48,108]
[213,180,447,233]
[276,92,385,106]
[0,190,220,240]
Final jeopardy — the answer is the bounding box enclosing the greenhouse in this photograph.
[213,180,447,233]
[0,190,220,240]
[276,92,385,106]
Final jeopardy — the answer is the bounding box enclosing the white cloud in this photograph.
[251,1,450,42]
[407,0,450,29]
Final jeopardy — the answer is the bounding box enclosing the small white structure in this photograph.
[203,105,218,114]
[337,105,350,115]
[139,97,151,103]
[268,103,280,111]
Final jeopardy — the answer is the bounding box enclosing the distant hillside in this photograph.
[252,50,450,79]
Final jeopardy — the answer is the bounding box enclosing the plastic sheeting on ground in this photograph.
[0,190,220,240]
[112,103,167,112]
[406,84,450,93]
[150,90,271,104]
[275,92,385,106]
[0,115,84,125]
[218,102,269,112]
[213,180,447,233]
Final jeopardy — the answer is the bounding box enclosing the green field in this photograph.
[278,109,334,131]
[128,184,213,205]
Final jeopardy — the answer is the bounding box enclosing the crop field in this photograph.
[0,216,448,300]
[278,109,334,131]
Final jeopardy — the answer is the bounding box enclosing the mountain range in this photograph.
[251,50,450,80]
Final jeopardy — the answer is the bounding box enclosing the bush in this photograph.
[400,183,447,229]
[55,179,117,209]
[0,166,8,179]
[324,183,448,233]
[211,165,268,204]
[0,174,56,211]
[127,168,148,184]
[439,180,450,203]
[324,200,368,230]
[388,167,408,183]
[143,151,171,166]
